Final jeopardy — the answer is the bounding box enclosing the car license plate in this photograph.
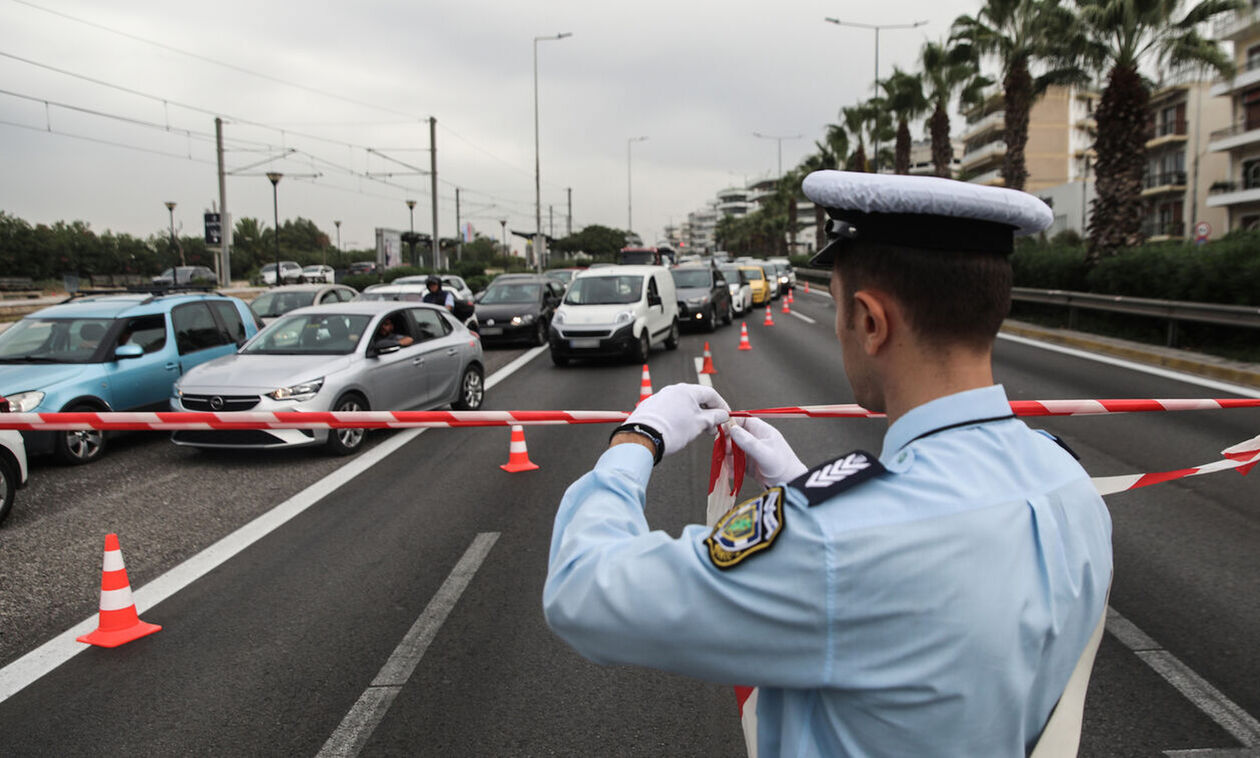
[480,327,502,336]
[570,338,599,349]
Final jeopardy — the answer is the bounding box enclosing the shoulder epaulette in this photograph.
[1034,429,1080,460]
[788,450,885,506]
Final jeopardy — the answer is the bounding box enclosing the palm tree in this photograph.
[1077,0,1238,256]
[921,40,991,178]
[881,69,930,174]
[951,0,1089,190]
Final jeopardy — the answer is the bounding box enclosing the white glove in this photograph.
[625,383,731,457]
[728,417,807,487]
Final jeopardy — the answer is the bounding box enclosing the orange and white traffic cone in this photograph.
[787,289,795,304]
[804,281,810,294]
[738,322,752,351]
[763,305,775,326]
[637,364,653,405]
[781,297,791,315]
[499,425,540,472]
[77,533,161,648]
[700,342,717,374]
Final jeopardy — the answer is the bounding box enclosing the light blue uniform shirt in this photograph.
[544,385,1113,757]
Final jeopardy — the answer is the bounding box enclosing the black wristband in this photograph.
[610,423,665,465]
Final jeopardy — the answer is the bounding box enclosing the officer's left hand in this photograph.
[729,417,807,486]
[626,383,730,457]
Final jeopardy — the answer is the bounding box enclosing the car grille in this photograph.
[560,328,612,338]
[180,394,261,412]
[173,429,314,445]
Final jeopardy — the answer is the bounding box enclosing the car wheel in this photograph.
[665,320,680,350]
[632,330,651,363]
[0,457,15,525]
[452,364,484,410]
[550,349,569,367]
[53,405,106,465]
[325,393,368,456]
[723,300,734,325]
[532,321,547,347]
[705,306,717,333]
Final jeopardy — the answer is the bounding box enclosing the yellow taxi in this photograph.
[739,265,771,306]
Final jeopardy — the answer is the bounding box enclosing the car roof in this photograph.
[259,284,341,292]
[574,265,665,278]
[25,292,237,320]
[285,301,446,317]
[487,275,549,284]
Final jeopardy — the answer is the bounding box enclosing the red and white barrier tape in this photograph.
[1092,434,1260,495]
[1,397,1258,431]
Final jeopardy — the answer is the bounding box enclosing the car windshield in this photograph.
[619,250,656,265]
[672,270,712,289]
[719,267,742,282]
[261,264,276,273]
[742,268,764,281]
[251,291,315,317]
[480,283,540,304]
[564,276,643,305]
[242,314,371,355]
[0,317,117,363]
[356,291,426,302]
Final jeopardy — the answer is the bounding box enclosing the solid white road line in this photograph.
[693,357,712,388]
[997,333,1260,398]
[0,347,547,704]
[316,532,500,758]
[788,310,817,324]
[1107,607,1260,747]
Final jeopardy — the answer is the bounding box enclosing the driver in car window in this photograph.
[373,316,414,349]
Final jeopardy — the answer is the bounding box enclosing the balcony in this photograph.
[960,140,1007,171]
[968,167,1005,186]
[1210,57,1260,96]
[1145,121,1188,149]
[1213,7,1260,40]
[960,110,1005,141]
[1141,220,1186,240]
[1207,122,1260,152]
[1207,177,1260,207]
[1141,170,1188,196]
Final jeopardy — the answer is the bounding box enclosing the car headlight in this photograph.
[267,378,324,401]
[5,390,45,412]
[687,296,709,306]
[552,310,566,325]
[510,314,536,326]
[614,310,634,325]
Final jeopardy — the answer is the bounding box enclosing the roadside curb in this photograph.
[1000,320,1260,390]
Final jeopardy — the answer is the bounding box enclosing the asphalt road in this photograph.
[1,292,1258,756]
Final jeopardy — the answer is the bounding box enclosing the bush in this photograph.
[465,275,490,292]
[341,274,381,291]
[1010,243,1089,291]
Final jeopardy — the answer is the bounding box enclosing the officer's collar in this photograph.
[880,384,1013,462]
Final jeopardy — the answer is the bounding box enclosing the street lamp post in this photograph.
[627,136,648,235]
[266,172,283,287]
[534,32,573,274]
[824,17,927,173]
[500,218,508,257]
[406,199,418,267]
[753,132,803,178]
[163,201,180,272]
[333,219,341,265]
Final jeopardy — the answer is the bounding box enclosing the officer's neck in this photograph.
[878,344,995,425]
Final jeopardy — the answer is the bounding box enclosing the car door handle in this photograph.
[446,348,457,356]
[413,357,424,365]
[165,362,178,371]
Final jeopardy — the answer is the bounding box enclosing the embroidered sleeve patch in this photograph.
[789,450,886,506]
[706,487,785,570]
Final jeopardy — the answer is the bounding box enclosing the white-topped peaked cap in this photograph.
[802,170,1054,267]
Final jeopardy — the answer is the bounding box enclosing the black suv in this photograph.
[475,275,565,345]
[672,266,733,331]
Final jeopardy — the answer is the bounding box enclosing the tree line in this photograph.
[718,0,1239,260]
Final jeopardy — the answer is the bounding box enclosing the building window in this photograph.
[1241,215,1260,231]
[1244,89,1260,130]
[1244,158,1260,190]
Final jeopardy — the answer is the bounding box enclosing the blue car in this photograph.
[0,292,262,464]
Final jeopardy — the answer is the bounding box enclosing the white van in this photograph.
[548,265,679,366]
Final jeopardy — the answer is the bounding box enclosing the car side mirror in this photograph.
[114,344,144,360]
[648,294,662,308]
[373,342,401,356]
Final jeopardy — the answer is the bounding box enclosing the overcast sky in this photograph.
[1,0,981,257]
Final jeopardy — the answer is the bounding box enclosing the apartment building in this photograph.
[1143,79,1229,240]
[908,138,962,177]
[959,86,1097,192]
[1207,3,1260,232]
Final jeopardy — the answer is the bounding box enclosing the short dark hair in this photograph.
[834,242,1011,349]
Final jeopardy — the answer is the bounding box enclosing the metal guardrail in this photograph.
[795,269,1260,347]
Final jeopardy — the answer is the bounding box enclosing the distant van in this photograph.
[548,265,679,365]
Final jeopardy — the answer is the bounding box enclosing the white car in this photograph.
[393,274,474,302]
[718,265,754,316]
[261,261,304,286]
[548,265,679,366]
[0,420,29,525]
[302,265,335,284]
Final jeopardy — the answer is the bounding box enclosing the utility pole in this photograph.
[753,132,804,178]
[429,116,439,270]
[500,218,508,258]
[549,205,554,240]
[215,117,231,286]
[566,187,572,237]
[454,187,462,263]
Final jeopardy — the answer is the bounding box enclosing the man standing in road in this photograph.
[422,275,454,311]
[543,170,1113,756]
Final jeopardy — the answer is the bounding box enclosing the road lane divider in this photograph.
[0,346,547,705]
[788,311,817,324]
[693,357,713,389]
[316,532,500,758]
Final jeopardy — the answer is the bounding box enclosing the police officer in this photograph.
[422,275,454,311]
[543,170,1113,757]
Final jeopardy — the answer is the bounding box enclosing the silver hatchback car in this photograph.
[169,302,484,455]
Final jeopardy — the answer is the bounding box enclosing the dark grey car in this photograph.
[671,266,733,331]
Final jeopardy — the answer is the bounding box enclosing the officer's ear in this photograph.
[852,290,890,356]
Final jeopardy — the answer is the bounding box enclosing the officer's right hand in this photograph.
[729,417,807,486]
